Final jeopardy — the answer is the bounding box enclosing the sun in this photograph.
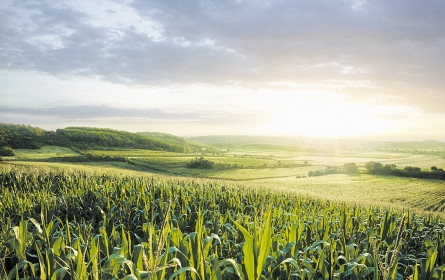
[264,99,391,138]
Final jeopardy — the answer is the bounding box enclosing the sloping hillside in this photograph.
[138,131,205,152]
[0,123,187,152]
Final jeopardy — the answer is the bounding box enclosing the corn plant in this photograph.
[0,168,444,279]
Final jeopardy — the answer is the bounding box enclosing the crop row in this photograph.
[0,169,444,279]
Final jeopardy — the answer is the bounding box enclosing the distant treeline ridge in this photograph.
[0,123,195,153]
[365,161,445,180]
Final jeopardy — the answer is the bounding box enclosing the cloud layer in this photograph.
[1,0,445,137]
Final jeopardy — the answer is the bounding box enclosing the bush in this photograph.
[344,162,359,174]
[308,166,342,177]
[186,157,214,169]
[365,161,445,180]
[0,147,16,156]
[308,162,360,177]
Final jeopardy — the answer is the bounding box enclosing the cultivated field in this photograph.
[1,141,445,278]
[1,167,444,279]
[4,143,445,216]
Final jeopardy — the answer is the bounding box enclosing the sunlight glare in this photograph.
[265,99,391,138]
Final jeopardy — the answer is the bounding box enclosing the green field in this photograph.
[1,166,444,279]
[87,149,188,158]
[13,146,81,159]
[248,174,445,215]
[1,139,445,279]
[2,143,445,218]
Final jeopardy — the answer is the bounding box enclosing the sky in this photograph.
[1,0,445,140]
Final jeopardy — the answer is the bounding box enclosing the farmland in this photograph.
[3,137,445,217]
[1,127,445,279]
[3,0,445,278]
[1,168,444,279]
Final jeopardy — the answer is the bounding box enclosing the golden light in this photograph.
[264,96,393,138]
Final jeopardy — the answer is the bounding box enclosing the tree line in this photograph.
[365,161,445,180]
[186,157,248,170]
[0,123,186,153]
[47,153,130,163]
[308,161,445,180]
[308,162,359,177]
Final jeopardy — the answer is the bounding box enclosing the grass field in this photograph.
[87,149,188,158]
[210,166,321,180]
[13,146,80,159]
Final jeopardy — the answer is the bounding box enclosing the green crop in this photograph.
[0,168,444,279]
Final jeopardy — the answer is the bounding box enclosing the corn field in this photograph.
[0,169,444,279]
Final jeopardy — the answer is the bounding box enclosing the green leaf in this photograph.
[29,218,43,235]
[270,257,299,276]
[232,219,254,280]
[7,261,36,279]
[219,259,245,280]
[121,274,138,280]
[168,266,201,280]
[412,263,419,280]
[257,207,272,279]
[51,267,69,280]
[37,246,47,280]
[386,255,398,280]
[133,244,144,271]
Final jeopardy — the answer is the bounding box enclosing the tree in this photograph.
[344,162,359,174]
[365,161,383,174]
[0,146,16,156]
[186,157,214,169]
[404,166,421,175]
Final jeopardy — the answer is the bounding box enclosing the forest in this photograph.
[0,123,192,153]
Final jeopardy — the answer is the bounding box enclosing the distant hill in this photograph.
[366,140,445,151]
[189,135,445,154]
[0,123,187,152]
[137,131,205,152]
[189,135,317,152]
[0,123,46,149]
[189,135,307,146]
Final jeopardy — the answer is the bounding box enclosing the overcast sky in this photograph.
[1,0,445,139]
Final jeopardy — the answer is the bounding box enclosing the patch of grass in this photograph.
[210,166,321,180]
[13,146,80,159]
[87,149,188,157]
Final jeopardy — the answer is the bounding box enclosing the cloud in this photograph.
[1,0,445,114]
[0,105,197,119]
[0,104,265,126]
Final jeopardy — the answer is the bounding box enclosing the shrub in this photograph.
[0,146,16,156]
[186,157,214,169]
[344,162,359,174]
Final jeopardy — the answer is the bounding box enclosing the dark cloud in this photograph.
[1,0,445,112]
